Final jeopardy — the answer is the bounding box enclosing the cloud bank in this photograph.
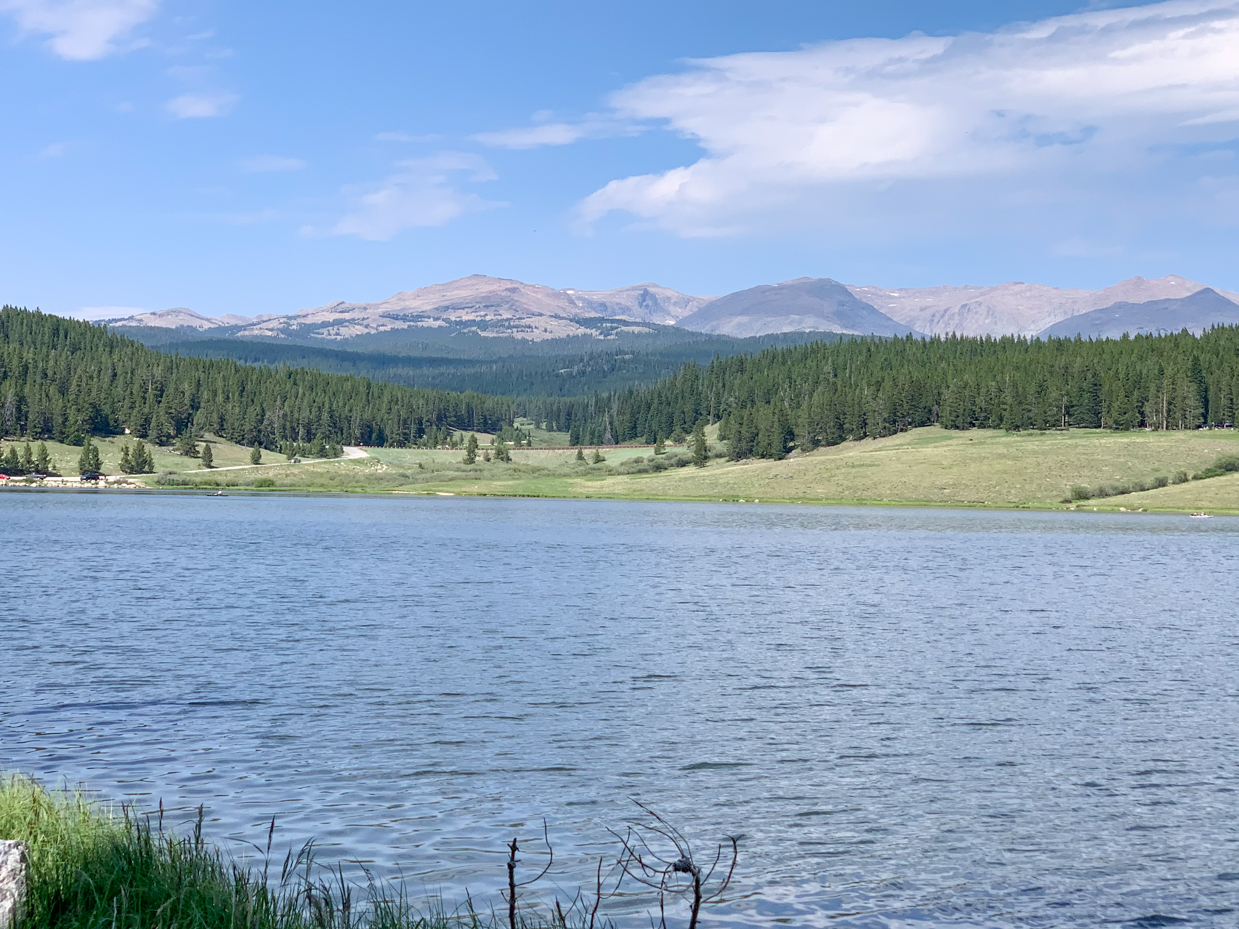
[575,0,1239,236]
[332,153,501,241]
[0,0,159,60]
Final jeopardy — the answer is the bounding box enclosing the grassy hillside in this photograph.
[0,434,288,476]
[109,426,1239,512]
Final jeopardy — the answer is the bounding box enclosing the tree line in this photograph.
[532,328,1239,458]
[0,307,516,448]
[8,304,1239,462]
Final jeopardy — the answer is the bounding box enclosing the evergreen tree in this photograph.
[463,433,478,464]
[575,446,585,462]
[78,437,102,474]
[148,409,173,446]
[134,441,154,473]
[20,443,34,472]
[200,442,214,468]
[654,435,665,455]
[176,433,200,457]
[691,423,708,467]
[493,438,511,462]
[591,447,605,464]
[250,444,262,465]
[34,442,52,474]
[2,445,20,474]
[119,442,134,474]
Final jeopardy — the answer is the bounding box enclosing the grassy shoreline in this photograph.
[0,777,734,929]
[0,776,513,928]
[5,427,1239,514]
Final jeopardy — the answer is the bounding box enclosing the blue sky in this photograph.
[2,0,1238,318]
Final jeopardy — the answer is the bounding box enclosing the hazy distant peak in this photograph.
[1041,287,1239,339]
[678,277,915,338]
[845,274,1239,338]
[567,282,711,325]
[113,307,228,330]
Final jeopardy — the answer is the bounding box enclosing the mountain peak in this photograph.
[678,277,915,338]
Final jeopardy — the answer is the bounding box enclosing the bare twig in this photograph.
[609,803,740,929]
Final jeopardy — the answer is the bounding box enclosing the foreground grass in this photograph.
[0,777,583,929]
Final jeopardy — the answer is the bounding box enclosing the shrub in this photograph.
[253,477,275,488]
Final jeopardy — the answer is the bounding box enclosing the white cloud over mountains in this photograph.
[0,0,159,60]
[332,153,502,241]
[568,0,1239,236]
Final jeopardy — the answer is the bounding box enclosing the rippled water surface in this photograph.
[3,492,1239,927]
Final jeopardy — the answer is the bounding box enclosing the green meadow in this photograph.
[0,434,288,477]
[76,425,1239,513]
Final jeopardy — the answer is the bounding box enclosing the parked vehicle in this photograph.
[80,471,105,481]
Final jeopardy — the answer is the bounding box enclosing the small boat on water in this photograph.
[211,490,226,497]
[1190,512,1211,518]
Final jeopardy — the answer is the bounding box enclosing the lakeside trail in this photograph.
[183,445,370,473]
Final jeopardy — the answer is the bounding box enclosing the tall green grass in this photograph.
[0,777,577,929]
[1069,452,1239,501]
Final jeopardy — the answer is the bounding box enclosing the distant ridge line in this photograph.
[106,273,1239,343]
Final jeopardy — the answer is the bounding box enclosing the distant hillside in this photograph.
[677,278,916,338]
[1040,288,1239,339]
[140,328,837,397]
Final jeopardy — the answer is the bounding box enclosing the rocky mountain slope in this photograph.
[564,283,712,324]
[110,273,1239,344]
[676,278,916,338]
[115,276,707,342]
[116,307,278,330]
[847,275,1239,338]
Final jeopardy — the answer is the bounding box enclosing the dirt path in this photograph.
[182,446,369,474]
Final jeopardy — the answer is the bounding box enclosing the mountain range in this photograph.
[111,272,1239,344]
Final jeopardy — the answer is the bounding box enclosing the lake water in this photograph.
[2,492,1238,927]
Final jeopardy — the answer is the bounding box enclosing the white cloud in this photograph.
[577,0,1239,235]
[473,115,637,149]
[332,153,502,241]
[239,155,306,173]
[166,91,237,119]
[0,0,159,60]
